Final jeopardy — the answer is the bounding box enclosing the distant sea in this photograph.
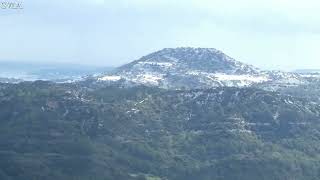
[0,61,114,81]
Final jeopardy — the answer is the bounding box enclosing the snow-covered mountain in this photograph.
[293,69,320,78]
[97,47,305,89]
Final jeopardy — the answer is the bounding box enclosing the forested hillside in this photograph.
[1,81,320,180]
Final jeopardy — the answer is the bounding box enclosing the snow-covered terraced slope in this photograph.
[97,47,306,89]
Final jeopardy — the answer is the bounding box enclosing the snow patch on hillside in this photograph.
[132,74,164,85]
[98,75,121,81]
[138,62,174,67]
[213,74,269,83]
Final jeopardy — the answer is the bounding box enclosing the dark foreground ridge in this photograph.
[1,81,320,180]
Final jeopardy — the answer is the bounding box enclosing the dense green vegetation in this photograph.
[1,81,320,180]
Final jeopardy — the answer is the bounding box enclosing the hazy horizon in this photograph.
[0,47,318,72]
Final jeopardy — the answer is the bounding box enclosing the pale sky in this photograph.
[1,0,320,70]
